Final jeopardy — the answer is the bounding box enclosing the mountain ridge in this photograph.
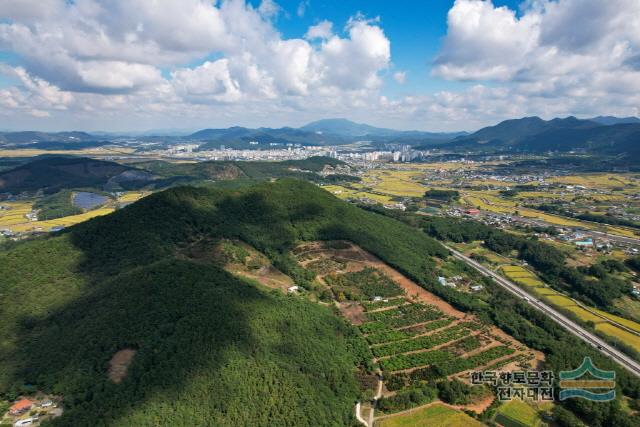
[2,115,639,155]
[590,116,640,126]
[445,116,640,157]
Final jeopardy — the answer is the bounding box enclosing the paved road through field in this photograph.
[444,244,640,378]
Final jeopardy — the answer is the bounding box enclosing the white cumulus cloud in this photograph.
[0,0,392,127]
[305,20,333,40]
[1,0,639,131]
[429,0,640,126]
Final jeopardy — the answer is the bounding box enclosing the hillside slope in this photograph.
[0,179,446,426]
[135,156,351,185]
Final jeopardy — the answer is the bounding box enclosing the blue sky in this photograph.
[258,0,520,95]
[0,0,638,132]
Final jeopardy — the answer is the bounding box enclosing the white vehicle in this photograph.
[14,418,34,427]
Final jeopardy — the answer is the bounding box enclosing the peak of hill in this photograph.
[188,126,252,140]
[301,118,467,140]
[71,179,445,276]
[466,116,596,143]
[300,118,396,137]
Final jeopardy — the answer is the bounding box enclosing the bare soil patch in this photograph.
[297,241,465,318]
[107,348,136,383]
[339,302,367,325]
[226,263,294,291]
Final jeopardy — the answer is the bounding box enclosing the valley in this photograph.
[0,123,639,427]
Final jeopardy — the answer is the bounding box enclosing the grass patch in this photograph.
[562,306,606,323]
[377,403,484,427]
[495,399,541,427]
[544,295,576,307]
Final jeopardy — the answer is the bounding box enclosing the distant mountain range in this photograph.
[0,131,94,143]
[589,116,640,126]
[299,118,466,139]
[1,116,638,157]
[445,116,640,156]
[0,131,111,150]
[187,119,467,149]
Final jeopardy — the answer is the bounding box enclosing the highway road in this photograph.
[444,244,640,378]
[508,214,640,246]
[589,229,640,246]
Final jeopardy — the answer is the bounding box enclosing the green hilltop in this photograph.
[0,179,446,426]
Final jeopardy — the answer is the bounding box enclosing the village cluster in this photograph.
[1,396,61,427]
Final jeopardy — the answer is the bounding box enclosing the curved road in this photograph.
[445,245,640,378]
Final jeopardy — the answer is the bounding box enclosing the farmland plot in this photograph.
[500,264,640,353]
[296,241,538,418]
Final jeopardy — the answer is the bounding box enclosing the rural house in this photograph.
[9,398,33,415]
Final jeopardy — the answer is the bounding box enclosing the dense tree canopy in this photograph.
[0,179,447,426]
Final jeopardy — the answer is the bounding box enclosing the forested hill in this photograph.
[0,155,351,194]
[0,179,446,426]
[0,157,135,194]
[69,178,445,277]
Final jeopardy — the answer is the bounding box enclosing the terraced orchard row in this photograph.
[358,298,516,377]
[294,245,526,417]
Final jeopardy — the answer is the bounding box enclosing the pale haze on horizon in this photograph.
[0,0,639,132]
